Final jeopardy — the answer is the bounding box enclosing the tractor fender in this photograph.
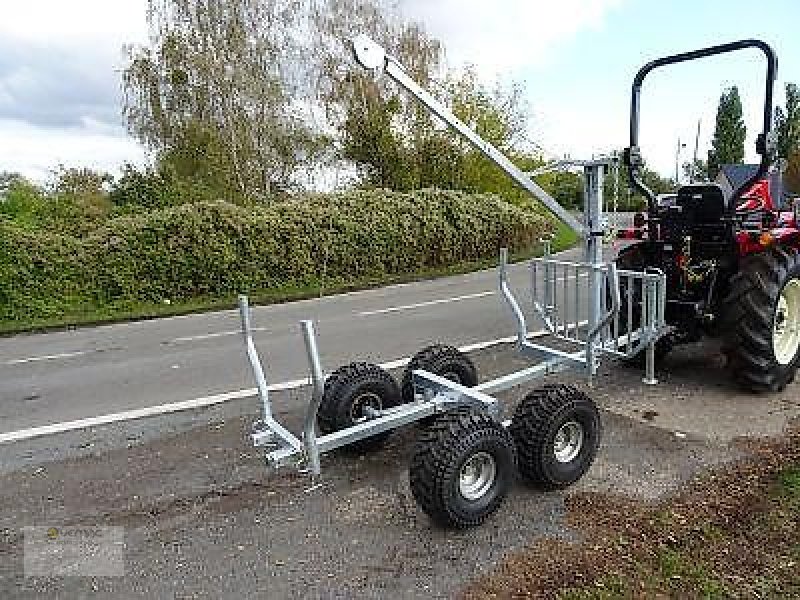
[737,228,800,257]
[771,228,800,251]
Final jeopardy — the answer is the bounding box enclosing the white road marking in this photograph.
[0,389,257,444]
[3,351,93,366]
[3,268,581,362]
[2,329,264,365]
[170,327,267,344]
[358,271,589,318]
[560,273,589,281]
[0,328,564,444]
[171,331,241,343]
[358,291,495,316]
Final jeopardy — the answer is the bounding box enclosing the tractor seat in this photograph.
[676,183,727,223]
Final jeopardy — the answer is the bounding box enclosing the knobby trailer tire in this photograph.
[401,344,478,404]
[510,384,601,489]
[317,362,401,453]
[409,408,516,528]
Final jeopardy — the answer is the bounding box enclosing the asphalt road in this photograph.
[0,247,590,437]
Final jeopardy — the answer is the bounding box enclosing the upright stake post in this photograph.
[643,281,659,385]
[301,320,325,477]
[239,295,273,421]
[584,163,606,386]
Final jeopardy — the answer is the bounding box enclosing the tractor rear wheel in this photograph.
[721,248,800,392]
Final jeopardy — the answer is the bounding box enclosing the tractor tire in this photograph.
[401,344,478,404]
[509,384,601,489]
[409,408,516,528]
[720,248,800,393]
[317,362,401,453]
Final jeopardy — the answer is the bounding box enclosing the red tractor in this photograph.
[620,39,800,392]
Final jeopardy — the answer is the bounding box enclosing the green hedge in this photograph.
[0,189,550,323]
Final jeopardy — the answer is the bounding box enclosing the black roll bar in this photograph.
[625,39,778,215]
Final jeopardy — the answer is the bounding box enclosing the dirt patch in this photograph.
[463,423,800,599]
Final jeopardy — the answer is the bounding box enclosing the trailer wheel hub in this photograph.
[459,452,497,501]
[774,279,800,366]
[553,421,584,463]
[350,392,383,423]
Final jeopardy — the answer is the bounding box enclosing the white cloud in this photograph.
[395,2,775,179]
[400,0,623,77]
[0,119,146,181]
[0,1,148,44]
[0,1,150,179]
[535,54,774,179]
[397,0,633,168]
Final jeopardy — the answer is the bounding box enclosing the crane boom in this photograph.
[351,34,586,237]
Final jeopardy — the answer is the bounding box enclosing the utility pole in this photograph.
[675,137,686,184]
[691,119,701,183]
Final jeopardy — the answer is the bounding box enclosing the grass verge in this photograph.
[1,220,579,336]
[463,424,800,599]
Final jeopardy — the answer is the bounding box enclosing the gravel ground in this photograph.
[1,339,799,598]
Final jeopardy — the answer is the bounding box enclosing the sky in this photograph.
[0,0,798,182]
[0,2,148,180]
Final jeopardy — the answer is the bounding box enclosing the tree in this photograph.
[311,0,445,190]
[707,86,746,178]
[775,83,800,161]
[682,158,708,182]
[775,83,800,195]
[444,66,537,203]
[0,174,44,227]
[786,149,800,195]
[310,0,542,202]
[310,0,443,139]
[122,0,547,206]
[123,0,326,201]
[52,167,110,198]
[0,172,26,198]
[124,0,450,198]
[338,55,537,201]
[640,165,675,196]
[539,169,583,210]
[340,90,418,190]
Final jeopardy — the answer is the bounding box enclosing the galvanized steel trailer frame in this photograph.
[241,36,667,476]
